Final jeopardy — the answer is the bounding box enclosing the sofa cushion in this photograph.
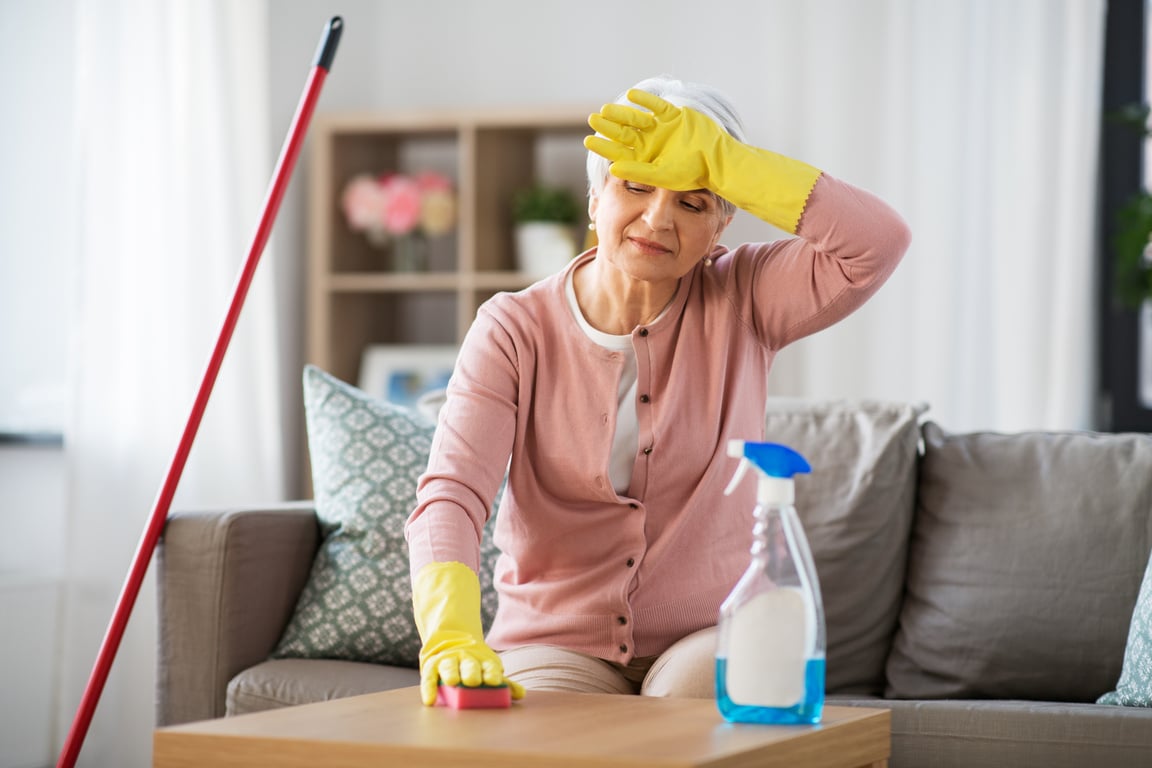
[886,422,1152,702]
[763,398,924,696]
[272,366,500,667]
[833,697,1152,768]
[1099,545,1152,706]
[227,658,419,716]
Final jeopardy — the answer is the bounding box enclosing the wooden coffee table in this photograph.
[154,686,889,767]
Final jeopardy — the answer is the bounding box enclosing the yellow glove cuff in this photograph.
[719,142,822,234]
[412,561,484,642]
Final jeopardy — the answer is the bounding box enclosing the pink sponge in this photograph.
[435,684,512,710]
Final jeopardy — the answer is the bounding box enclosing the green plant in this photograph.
[1115,191,1152,308]
[1108,103,1152,308]
[512,185,581,225]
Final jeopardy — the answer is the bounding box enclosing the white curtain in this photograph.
[757,0,1106,432]
[58,1,284,766]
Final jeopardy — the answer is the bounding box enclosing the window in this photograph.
[0,0,76,441]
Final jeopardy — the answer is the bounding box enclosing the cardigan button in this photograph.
[643,446,653,455]
[619,644,629,653]
[626,558,635,567]
[617,616,628,625]
[639,394,650,403]
[628,502,638,509]
[639,328,649,337]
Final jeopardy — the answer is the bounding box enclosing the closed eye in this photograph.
[681,193,714,213]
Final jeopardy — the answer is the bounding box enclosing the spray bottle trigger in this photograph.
[724,440,750,496]
[725,459,750,496]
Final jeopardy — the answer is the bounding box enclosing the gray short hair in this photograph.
[586,75,747,218]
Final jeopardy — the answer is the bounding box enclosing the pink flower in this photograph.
[378,174,422,235]
[340,174,383,232]
[341,171,458,241]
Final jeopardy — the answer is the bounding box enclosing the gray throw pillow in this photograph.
[273,365,500,667]
[763,398,924,696]
[886,422,1152,701]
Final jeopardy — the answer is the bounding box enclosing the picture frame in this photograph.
[358,344,457,411]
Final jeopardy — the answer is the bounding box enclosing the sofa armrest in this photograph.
[156,503,318,726]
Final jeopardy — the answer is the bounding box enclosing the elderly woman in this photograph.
[405,76,910,705]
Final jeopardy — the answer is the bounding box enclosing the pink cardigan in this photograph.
[405,174,910,663]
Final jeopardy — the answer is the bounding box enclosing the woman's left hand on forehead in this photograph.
[584,89,723,194]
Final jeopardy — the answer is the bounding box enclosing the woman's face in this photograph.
[588,176,731,285]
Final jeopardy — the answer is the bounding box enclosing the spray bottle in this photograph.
[715,440,825,724]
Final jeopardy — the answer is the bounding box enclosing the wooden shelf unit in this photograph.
[306,107,593,388]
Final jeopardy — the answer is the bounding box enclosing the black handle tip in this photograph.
[314,16,343,71]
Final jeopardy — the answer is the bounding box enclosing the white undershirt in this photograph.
[565,272,640,495]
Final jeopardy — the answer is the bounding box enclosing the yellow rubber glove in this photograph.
[584,89,822,233]
[412,561,525,706]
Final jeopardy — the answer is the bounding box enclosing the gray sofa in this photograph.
[157,399,1152,767]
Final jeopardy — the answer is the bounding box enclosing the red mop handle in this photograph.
[56,17,342,768]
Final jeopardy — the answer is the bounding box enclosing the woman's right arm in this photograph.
[404,306,519,576]
[404,306,525,707]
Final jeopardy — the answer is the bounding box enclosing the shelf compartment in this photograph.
[320,292,458,385]
[325,127,460,275]
[471,125,590,273]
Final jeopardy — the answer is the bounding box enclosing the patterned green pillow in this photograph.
[1098,547,1152,706]
[273,365,500,667]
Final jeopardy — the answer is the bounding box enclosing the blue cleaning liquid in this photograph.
[715,657,825,724]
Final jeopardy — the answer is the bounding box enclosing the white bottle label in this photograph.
[726,588,807,707]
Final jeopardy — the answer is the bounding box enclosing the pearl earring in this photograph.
[588,222,596,231]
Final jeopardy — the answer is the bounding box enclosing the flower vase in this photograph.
[391,234,427,272]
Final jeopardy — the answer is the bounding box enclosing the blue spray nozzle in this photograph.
[743,442,811,479]
[725,441,811,499]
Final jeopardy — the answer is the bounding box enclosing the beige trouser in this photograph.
[499,626,718,697]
